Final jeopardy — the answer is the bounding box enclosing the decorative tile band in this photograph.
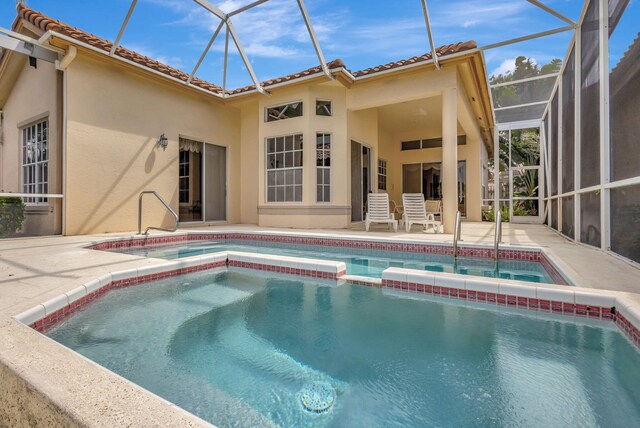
[86,231,569,285]
[370,277,639,350]
[20,250,346,334]
[615,311,640,349]
[228,260,345,279]
[16,258,640,352]
[28,261,227,334]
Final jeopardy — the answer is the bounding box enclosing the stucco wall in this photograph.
[64,53,241,235]
[251,81,351,229]
[239,99,259,225]
[1,57,62,235]
[376,95,484,221]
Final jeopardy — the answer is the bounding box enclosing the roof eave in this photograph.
[48,31,225,100]
[225,67,356,99]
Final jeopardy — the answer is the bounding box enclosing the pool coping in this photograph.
[14,250,640,350]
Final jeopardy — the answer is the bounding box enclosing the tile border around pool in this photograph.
[373,268,640,349]
[13,252,347,333]
[14,247,640,352]
[83,231,571,286]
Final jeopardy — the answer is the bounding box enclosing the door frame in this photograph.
[350,139,373,223]
[178,136,229,225]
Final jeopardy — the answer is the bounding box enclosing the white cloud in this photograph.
[434,0,529,29]
[145,0,339,59]
[491,58,516,77]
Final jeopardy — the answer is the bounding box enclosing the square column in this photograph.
[442,87,458,233]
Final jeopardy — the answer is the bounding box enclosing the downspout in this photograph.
[55,45,77,235]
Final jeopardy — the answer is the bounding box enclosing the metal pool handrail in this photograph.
[494,210,502,260]
[453,211,462,259]
[138,191,179,235]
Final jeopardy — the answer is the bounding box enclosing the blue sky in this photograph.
[2,0,637,90]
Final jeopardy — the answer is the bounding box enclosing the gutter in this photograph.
[224,66,355,98]
[48,32,226,100]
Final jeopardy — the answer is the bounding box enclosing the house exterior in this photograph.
[0,4,493,236]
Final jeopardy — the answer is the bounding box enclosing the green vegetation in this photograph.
[483,56,562,220]
[0,197,25,237]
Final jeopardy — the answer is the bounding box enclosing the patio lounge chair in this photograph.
[402,193,442,233]
[425,199,442,222]
[365,193,398,232]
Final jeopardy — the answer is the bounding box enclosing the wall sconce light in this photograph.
[156,134,168,151]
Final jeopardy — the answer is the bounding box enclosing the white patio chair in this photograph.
[425,199,443,222]
[402,193,442,233]
[365,193,398,232]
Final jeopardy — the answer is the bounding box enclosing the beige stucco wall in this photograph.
[346,67,457,111]
[1,43,491,235]
[238,99,259,225]
[64,53,241,235]
[374,70,487,223]
[0,57,62,235]
[248,81,351,229]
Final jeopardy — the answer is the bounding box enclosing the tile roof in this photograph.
[351,41,477,77]
[16,3,223,95]
[13,4,477,97]
[226,59,346,95]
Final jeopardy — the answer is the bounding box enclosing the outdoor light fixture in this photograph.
[156,134,168,151]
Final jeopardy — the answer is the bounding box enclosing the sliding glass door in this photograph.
[179,138,226,223]
[351,141,372,222]
[402,161,466,216]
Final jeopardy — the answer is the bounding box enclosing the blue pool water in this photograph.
[48,269,640,427]
[113,239,559,284]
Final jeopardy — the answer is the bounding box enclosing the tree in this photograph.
[490,55,562,108]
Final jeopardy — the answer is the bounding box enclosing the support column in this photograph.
[442,87,458,233]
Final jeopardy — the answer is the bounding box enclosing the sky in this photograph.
[1,0,637,90]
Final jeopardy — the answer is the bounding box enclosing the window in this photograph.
[266,134,303,202]
[378,159,387,190]
[179,150,190,204]
[22,119,48,204]
[401,135,467,151]
[316,100,332,116]
[265,102,303,122]
[402,161,467,215]
[316,133,331,202]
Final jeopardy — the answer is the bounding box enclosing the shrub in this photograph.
[482,206,510,223]
[0,197,25,237]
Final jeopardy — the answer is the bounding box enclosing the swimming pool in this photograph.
[47,268,640,427]
[110,238,561,284]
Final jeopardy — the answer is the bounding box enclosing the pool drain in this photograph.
[299,382,336,413]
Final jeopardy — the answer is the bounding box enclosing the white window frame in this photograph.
[21,119,49,205]
[265,133,303,203]
[316,132,331,203]
[264,100,303,122]
[316,99,332,116]
[378,158,388,191]
[178,150,190,205]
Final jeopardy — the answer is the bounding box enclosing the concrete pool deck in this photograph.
[0,222,639,426]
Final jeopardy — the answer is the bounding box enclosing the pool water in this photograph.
[113,239,558,283]
[48,269,640,427]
